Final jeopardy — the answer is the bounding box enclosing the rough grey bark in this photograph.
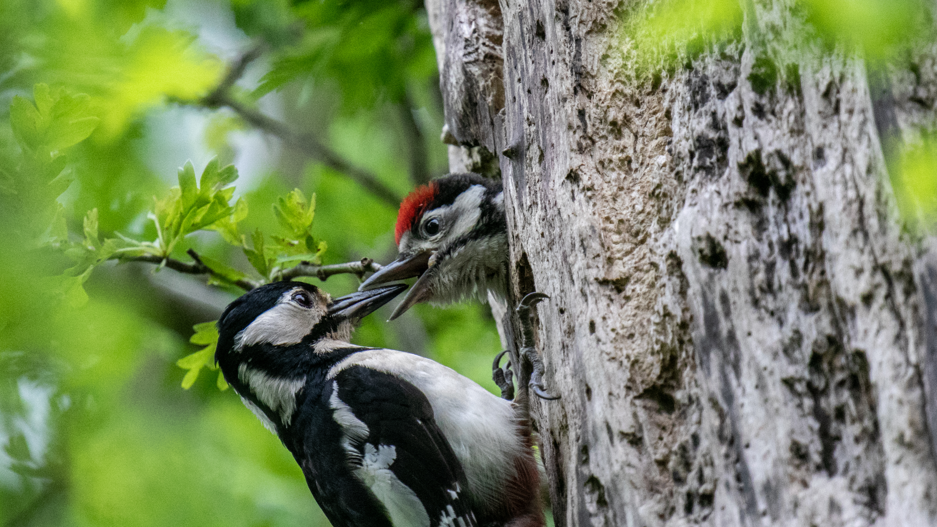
[425,0,937,525]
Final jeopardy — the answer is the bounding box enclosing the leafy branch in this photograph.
[6,85,390,391]
[193,45,403,207]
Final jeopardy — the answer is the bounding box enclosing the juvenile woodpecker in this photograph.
[360,173,556,400]
[215,281,544,527]
[358,173,507,321]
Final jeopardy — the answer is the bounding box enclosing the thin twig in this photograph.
[125,252,260,292]
[195,47,402,207]
[276,258,382,282]
[118,252,382,291]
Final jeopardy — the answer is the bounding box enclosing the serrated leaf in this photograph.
[217,372,229,391]
[9,84,100,152]
[274,189,316,238]
[153,158,240,256]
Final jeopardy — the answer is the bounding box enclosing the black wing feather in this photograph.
[332,365,477,527]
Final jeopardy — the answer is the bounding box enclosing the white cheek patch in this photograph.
[238,364,305,426]
[444,185,485,243]
[234,290,324,350]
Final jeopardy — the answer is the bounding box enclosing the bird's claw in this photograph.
[492,350,515,400]
[517,292,549,313]
[517,291,560,401]
[530,381,560,401]
[522,345,559,400]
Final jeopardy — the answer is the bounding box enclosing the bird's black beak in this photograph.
[327,284,409,321]
[358,251,433,291]
[385,269,436,321]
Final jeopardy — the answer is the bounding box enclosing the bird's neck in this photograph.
[220,341,364,435]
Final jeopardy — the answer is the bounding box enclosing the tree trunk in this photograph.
[424,0,937,525]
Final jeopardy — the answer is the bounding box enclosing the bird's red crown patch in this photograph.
[395,183,438,245]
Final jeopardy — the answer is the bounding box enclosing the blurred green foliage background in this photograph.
[0,1,502,525]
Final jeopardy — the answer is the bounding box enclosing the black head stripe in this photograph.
[427,173,501,210]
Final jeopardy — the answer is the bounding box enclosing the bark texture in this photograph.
[425,0,937,525]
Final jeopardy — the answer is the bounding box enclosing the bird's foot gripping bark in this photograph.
[492,350,515,400]
[517,293,559,401]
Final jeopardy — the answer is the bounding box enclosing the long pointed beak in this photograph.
[387,269,437,321]
[328,284,408,321]
[358,251,433,291]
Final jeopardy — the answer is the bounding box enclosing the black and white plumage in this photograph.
[358,173,507,321]
[215,281,543,527]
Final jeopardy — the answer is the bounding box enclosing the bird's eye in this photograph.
[291,291,313,308]
[423,218,440,236]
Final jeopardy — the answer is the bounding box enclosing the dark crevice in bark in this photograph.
[918,264,937,471]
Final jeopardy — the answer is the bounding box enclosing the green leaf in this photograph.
[10,95,41,150]
[61,267,95,308]
[196,254,251,285]
[176,346,213,369]
[178,161,198,208]
[152,158,240,255]
[9,84,100,152]
[83,209,100,248]
[243,229,270,278]
[273,189,316,238]
[209,198,248,247]
[177,321,222,390]
[189,321,219,345]
[180,368,200,390]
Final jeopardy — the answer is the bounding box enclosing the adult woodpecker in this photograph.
[359,173,556,400]
[215,281,544,527]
